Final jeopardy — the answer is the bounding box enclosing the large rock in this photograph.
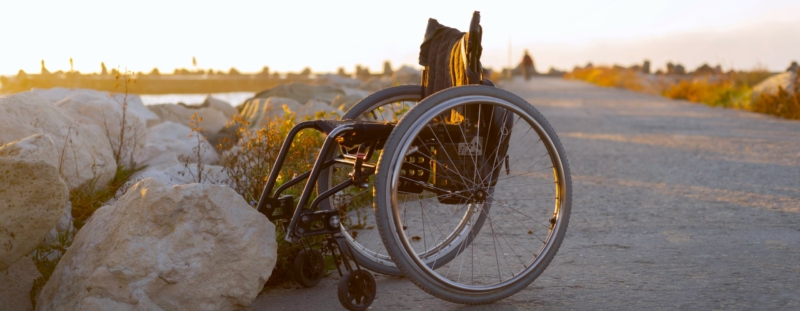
[31,88,159,125]
[0,133,59,168]
[238,97,303,128]
[0,256,41,311]
[140,121,220,169]
[297,100,343,119]
[0,92,116,190]
[111,163,231,208]
[330,90,369,111]
[147,103,228,134]
[392,65,422,85]
[752,71,797,101]
[253,82,344,103]
[359,76,394,92]
[54,92,147,167]
[125,163,230,190]
[317,73,362,88]
[0,156,68,271]
[37,178,277,311]
[0,134,73,245]
[201,96,237,120]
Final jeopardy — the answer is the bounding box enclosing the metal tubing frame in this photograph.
[285,124,355,241]
[256,121,320,214]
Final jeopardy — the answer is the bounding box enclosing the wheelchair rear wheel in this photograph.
[374,85,572,304]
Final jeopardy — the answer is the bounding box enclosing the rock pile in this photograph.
[752,70,797,101]
[0,65,425,309]
[0,92,117,190]
[148,103,228,134]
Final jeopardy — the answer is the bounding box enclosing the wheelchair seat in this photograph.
[314,119,395,148]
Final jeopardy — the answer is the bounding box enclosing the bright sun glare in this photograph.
[1,0,798,75]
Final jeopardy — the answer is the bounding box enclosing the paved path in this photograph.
[253,77,800,310]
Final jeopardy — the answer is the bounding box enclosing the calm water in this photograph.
[139,92,254,107]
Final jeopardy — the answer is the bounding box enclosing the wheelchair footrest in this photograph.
[260,195,295,222]
[295,209,341,237]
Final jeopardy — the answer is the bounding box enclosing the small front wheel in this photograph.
[337,270,376,311]
[292,249,324,288]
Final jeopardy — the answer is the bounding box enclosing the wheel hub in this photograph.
[473,188,488,203]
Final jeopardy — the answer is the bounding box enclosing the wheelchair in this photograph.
[255,11,572,310]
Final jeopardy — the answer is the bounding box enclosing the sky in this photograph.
[1,0,798,75]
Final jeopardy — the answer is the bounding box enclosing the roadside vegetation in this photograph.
[30,71,146,306]
[565,66,798,120]
[217,108,340,287]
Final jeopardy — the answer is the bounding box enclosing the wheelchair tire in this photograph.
[373,85,572,304]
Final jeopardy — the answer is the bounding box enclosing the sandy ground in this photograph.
[252,77,800,310]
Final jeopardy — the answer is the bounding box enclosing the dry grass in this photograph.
[565,66,644,91]
[69,165,145,229]
[217,107,336,286]
[566,66,800,120]
[218,108,329,203]
[751,83,800,120]
[661,78,750,108]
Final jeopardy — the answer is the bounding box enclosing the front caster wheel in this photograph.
[337,270,376,311]
[292,249,324,288]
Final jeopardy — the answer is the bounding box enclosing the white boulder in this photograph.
[120,163,230,196]
[202,96,237,120]
[0,133,59,168]
[751,71,796,102]
[359,76,394,92]
[298,99,343,119]
[238,97,303,128]
[331,92,368,111]
[111,163,230,207]
[0,92,116,190]
[37,178,277,311]
[54,92,148,167]
[252,82,344,103]
[0,256,41,311]
[392,65,422,85]
[0,134,73,246]
[140,122,219,169]
[31,87,158,124]
[0,155,68,271]
[317,73,362,88]
[147,103,228,134]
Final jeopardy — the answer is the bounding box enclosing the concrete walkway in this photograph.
[253,77,800,310]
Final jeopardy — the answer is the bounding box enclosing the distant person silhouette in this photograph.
[521,50,535,80]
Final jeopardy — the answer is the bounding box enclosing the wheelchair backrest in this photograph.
[418,11,483,98]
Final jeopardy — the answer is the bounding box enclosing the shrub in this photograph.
[751,83,800,120]
[69,165,145,229]
[29,232,72,307]
[565,66,643,91]
[217,107,338,286]
[564,65,797,118]
[662,78,750,109]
